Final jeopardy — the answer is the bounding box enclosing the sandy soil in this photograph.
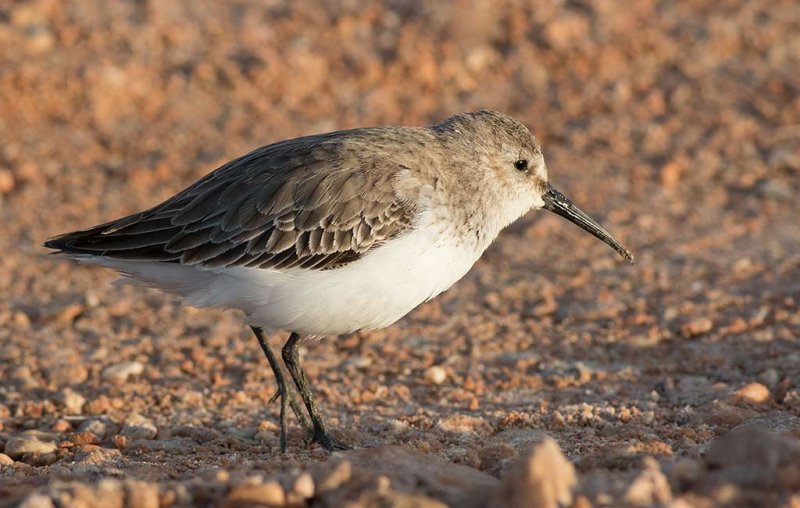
[1,1,799,506]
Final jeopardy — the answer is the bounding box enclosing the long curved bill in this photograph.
[542,185,634,263]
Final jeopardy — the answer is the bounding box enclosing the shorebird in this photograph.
[45,110,633,452]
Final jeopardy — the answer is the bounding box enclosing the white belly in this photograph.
[241,225,481,334]
[89,222,485,336]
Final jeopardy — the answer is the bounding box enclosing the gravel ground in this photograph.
[1,1,800,507]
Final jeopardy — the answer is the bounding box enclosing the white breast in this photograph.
[221,217,485,335]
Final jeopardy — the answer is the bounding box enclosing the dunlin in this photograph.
[45,110,633,452]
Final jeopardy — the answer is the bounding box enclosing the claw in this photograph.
[314,430,349,451]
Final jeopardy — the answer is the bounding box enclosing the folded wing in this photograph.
[45,135,419,271]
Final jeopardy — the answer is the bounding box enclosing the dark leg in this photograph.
[250,326,310,452]
[282,332,348,451]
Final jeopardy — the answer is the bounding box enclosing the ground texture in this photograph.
[1,1,800,507]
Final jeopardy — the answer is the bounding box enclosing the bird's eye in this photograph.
[514,159,529,171]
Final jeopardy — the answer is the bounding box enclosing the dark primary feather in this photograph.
[44,131,420,271]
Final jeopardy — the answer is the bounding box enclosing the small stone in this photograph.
[69,444,123,468]
[0,453,13,465]
[317,460,352,492]
[550,410,566,429]
[60,388,86,415]
[660,159,686,189]
[0,169,15,194]
[121,412,157,440]
[224,481,285,508]
[72,431,99,446]
[424,365,447,385]
[77,417,119,439]
[358,491,448,507]
[292,472,315,499]
[17,493,55,508]
[623,457,672,506]
[436,414,492,434]
[114,435,128,449]
[489,437,576,508]
[681,317,713,337]
[102,361,145,383]
[733,382,770,404]
[56,303,84,324]
[85,395,113,414]
[96,479,124,508]
[123,479,159,508]
[4,430,59,466]
[255,422,278,442]
[51,419,72,433]
[544,13,590,50]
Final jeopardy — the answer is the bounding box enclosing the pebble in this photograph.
[0,169,15,194]
[121,412,158,440]
[292,472,315,499]
[732,382,770,404]
[102,361,145,384]
[424,365,447,385]
[60,388,86,415]
[51,419,72,433]
[17,493,55,508]
[72,431,99,446]
[489,437,576,508]
[124,479,159,508]
[317,460,352,492]
[77,417,119,439]
[681,317,713,337]
[436,414,492,434]
[68,444,122,468]
[4,430,59,466]
[224,481,285,508]
[623,457,672,506]
[95,478,124,507]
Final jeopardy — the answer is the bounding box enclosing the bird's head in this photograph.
[435,110,633,263]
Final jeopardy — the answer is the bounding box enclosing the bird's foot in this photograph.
[311,426,349,451]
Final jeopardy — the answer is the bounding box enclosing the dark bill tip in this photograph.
[542,185,634,264]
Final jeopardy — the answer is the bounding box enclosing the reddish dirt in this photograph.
[1,1,799,507]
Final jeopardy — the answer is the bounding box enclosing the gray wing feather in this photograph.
[45,133,419,271]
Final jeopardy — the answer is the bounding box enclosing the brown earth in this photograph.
[1,1,799,507]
